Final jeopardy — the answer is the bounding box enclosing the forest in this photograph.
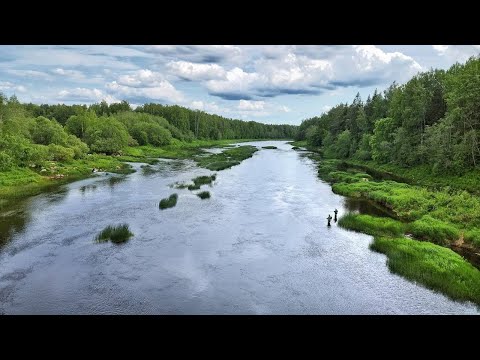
[296,56,480,174]
[0,97,296,172]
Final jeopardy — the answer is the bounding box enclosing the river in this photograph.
[0,141,478,314]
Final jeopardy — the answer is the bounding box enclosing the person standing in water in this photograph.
[327,214,332,226]
[334,209,338,222]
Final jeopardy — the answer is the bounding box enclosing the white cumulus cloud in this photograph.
[167,61,226,81]
[0,81,27,93]
[432,45,480,63]
[58,88,119,104]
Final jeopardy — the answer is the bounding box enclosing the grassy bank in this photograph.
[0,139,262,208]
[318,158,480,249]
[346,159,480,196]
[0,155,133,208]
[316,156,480,305]
[338,213,480,305]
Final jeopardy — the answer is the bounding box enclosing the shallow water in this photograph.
[0,141,478,314]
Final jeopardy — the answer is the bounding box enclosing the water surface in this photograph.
[0,141,478,314]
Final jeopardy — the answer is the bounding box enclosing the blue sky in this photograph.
[0,45,479,125]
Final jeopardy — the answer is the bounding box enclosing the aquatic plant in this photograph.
[95,224,133,244]
[197,191,211,199]
[159,193,178,209]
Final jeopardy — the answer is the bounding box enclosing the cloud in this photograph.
[116,69,165,87]
[0,81,27,93]
[57,88,119,104]
[52,68,86,80]
[202,46,421,100]
[432,45,480,63]
[144,45,243,64]
[238,100,266,111]
[98,69,185,104]
[167,61,226,81]
[189,100,220,113]
[0,46,138,70]
[6,69,52,80]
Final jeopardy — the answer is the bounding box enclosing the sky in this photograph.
[0,45,479,125]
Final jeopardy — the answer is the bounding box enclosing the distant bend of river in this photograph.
[0,141,478,314]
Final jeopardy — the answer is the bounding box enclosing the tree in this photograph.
[84,117,130,154]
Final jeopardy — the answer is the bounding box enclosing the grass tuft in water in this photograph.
[95,224,133,244]
[159,193,178,209]
[197,191,211,199]
[262,146,278,149]
[292,146,300,150]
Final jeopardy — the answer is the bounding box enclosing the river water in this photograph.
[0,141,478,314]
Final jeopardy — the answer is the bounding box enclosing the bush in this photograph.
[48,144,75,162]
[30,116,68,146]
[0,151,14,171]
[66,135,89,159]
[84,117,130,154]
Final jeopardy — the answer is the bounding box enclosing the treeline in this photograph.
[296,56,480,173]
[0,96,297,171]
[22,101,296,140]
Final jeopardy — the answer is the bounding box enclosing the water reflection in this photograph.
[0,140,478,314]
[0,201,30,247]
[79,184,98,194]
[343,197,396,218]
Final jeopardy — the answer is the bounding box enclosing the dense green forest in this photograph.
[296,56,480,174]
[0,97,296,172]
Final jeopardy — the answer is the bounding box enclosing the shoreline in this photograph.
[0,138,278,209]
[306,153,480,306]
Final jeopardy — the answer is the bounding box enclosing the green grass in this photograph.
[316,156,480,305]
[370,236,480,305]
[338,213,405,237]
[262,146,278,149]
[406,216,461,245]
[193,174,216,185]
[194,145,258,171]
[464,228,480,247]
[0,139,253,206]
[159,193,178,209]
[347,159,480,196]
[95,224,133,244]
[197,191,211,199]
[121,139,259,162]
[0,156,133,208]
[288,140,307,147]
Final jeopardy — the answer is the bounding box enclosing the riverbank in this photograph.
[312,156,480,306]
[0,138,264,208]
